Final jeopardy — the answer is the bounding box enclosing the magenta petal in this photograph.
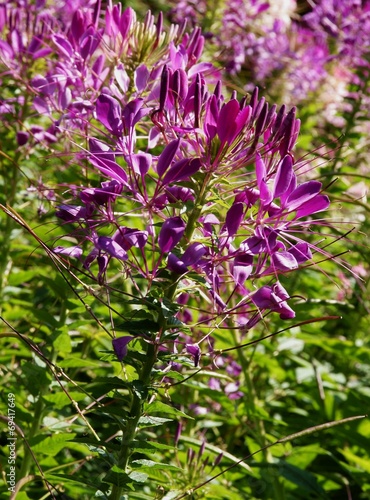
[112,336,133,361]
[114,227,148,249]
[89,138,116,162]
[182,242,206,266]
[162,158,201,185]
[233,254,253,285]
[115,64,129,93]
[83,248,99,269]
[217,99,239,143]
[278,305,295,320]
[272,251,298,271]
[241,235,266,255]
[53,34,73,57]
[97,254,109,282]
[285,180,322,211]
[130,152,152,176]
[252,286,273,309]
[273,155,294,199]
[158,216,185,253]
[97,237,128,260]
[157,138,181,177]
[53,246,83,259]
[256,153,272,205]
[89,155,128,184]
[289,242,312,263]
[252,283,295,319]
[234,105,252,138]
[166,186,195,203]
[168,253,188,274]
[96,93,122,136]
[56,204,90,222]
[186,343,201,367]
[204,94,219,140]
[296,194,330,218]
[273,282,290,301]
[134,64,149,92]
[225,202,244,237]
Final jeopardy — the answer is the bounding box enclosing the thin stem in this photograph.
[109,341,158,500]
[109,178,213,498]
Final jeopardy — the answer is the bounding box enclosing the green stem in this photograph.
[109,342,158,500]
[109,176,213,498]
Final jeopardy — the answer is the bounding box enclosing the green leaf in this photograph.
[131,380,148,400]
[340,448,370,473]
[102,466,134,488]
[30,432,76,455]
[46,473,108,493]
[21,361,50,395]
[146,401,193,419]
[279,461,328,497]
[59,357,103,368]
[116,318,159,334]
[42,391,87,410]
[128,471,149,483]
[131,459,181,472]
[131,439,174,454]
[71,437,120,452]
[51,328,72,355]
[138,416,173,428]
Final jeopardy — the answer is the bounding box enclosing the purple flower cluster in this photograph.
[169,0,370,107]
[55,78,329,334]
[1,0,333,362]
[303,0,370,66]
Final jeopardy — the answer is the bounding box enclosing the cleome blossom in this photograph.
[54,82,331,335]
[3,0,334,353]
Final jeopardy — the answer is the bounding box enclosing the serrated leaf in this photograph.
[131,380,148,400]
[138,416,173,427]
[129,471,149,483]
[30,433,76,455]
[21,362,50,396]
[89,376,131,389]
[43,391,86,410]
